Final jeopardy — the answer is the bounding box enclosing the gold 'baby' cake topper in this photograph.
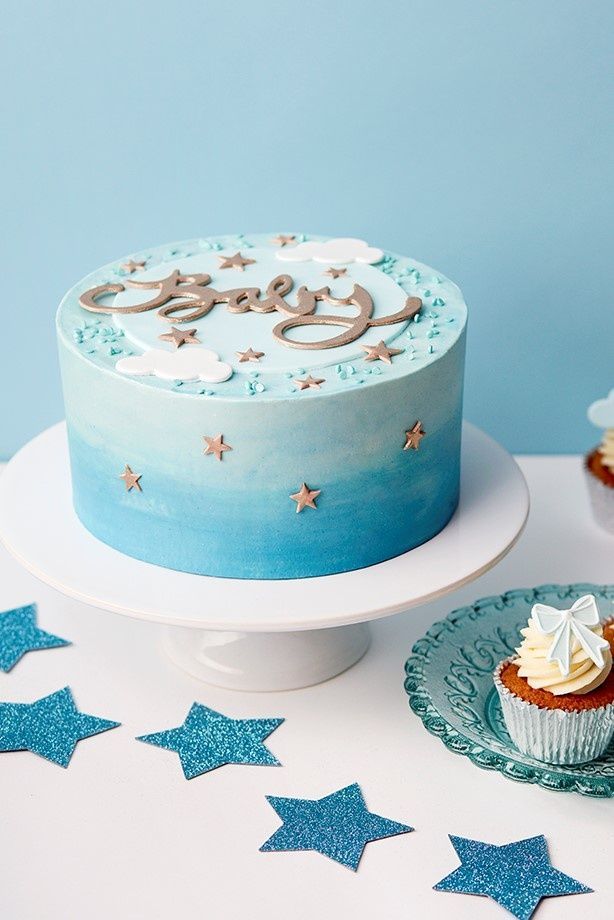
[79,271,421,351]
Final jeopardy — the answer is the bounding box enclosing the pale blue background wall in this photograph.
[1,0,612,458]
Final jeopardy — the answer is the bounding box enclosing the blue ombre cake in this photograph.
[56,233,467,579]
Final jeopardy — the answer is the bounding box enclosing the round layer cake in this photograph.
[56,233,467,579]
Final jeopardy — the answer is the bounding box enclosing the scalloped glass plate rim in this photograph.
[404,582,614,797]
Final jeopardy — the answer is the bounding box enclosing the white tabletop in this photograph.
[1,456,612,920]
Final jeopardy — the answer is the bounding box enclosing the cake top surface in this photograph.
[57,233,467,400]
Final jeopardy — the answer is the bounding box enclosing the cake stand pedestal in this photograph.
[0,422,528,691]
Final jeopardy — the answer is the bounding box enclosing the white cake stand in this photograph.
[0,422,528,691]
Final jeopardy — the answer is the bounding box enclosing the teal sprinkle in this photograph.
[297,233,307,242]
[433,297,445,306]
[405,329,413,339]
[335,364,342,372]
[206,390,214,396]
[213,242,223,251]
[87,348,96,354]
[108,346,122,355]
[372,366,382,375]
[249,371,260,379]
[296,368,306,375]
[423,290,431,297]
[284,372,293,379]
[198,240,212,250]
[244,381,254,393]
[338,370,347,380]
[364,367,371,374]
[447,317,455,323]
[413,314,421,323]
[428,345,434,354]
[254,382,265,393]
[347,364,355,375]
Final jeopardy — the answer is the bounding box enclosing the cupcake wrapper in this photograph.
[584,462,614,535]
[494,660,614,765]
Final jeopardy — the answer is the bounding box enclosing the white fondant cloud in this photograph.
[588,389,614,428]
[116,348,233,383]
[276,237,383,265]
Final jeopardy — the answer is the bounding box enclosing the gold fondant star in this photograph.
[121,260,146,273]
[294,375,325,390]
[218,252,256,271]
[120,465,142,492]
[203,434,232,461]
[360,340,404,364]
[290,483,321,513]
[158,326,201,349]
[271,234,296,247]
[324,267,347,278]
[404,421,426,451]
[236,347,264,363]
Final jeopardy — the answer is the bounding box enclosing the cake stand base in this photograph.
[164,623,371,691]
[0,422,528,691]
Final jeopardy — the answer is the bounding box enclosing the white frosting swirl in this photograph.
[516,614,612,695]
[599,428,614,474]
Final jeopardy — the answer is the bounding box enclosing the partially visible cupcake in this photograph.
[585,389,614,534]
[494,595,614,764]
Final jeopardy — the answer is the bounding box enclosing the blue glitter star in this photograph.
[434,834,592,920]
[0,604,70,671]
[136,704,284,779]
[260,782,413,870]
[0,687,120,767]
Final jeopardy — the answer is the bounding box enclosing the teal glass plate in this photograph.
[404,583,614,797]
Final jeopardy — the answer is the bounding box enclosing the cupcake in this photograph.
[494,595,614,764]
[585,389,614,534]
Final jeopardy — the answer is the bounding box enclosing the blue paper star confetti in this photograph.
[136,704,284,779]
[434,834,592,920]
[260,782,413,870]
[0,604,70,671]
[0,687,120,767]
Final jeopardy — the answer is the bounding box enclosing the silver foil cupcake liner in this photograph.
[583,460,614,535]
[494,659,614,765]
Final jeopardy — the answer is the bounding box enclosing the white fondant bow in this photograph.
[532,595,609,677]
